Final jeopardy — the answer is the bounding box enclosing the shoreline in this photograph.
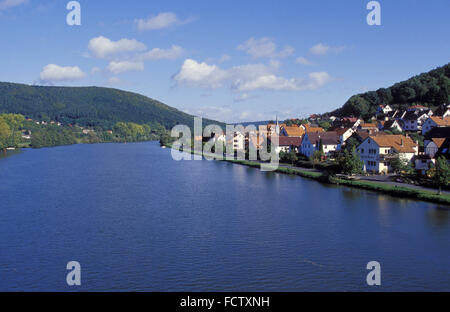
[3,142,449,205]
[226,159,450,206]
[166,144,450,206]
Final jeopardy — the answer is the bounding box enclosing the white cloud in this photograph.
[39,64,86,83]
[88,36,146,59]
[237,37,294,59]
[135,12,191,31]
[295,56,313,66]
[174,58,332,93]
[107,60,144,74]
[0,0,27,10]
[234,72,331,92]
[174,59,228,89]
[309,43,345,56]
[138,45,183,61]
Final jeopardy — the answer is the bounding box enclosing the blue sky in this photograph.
[0,0,449,123]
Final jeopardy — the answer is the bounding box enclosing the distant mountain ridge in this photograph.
[333,62,450,118]
[0,81,220,129]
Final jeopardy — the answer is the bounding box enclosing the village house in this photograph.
[424,138,446,159]
[414,155,435,175]
[274,136,303,154]
[82,129,95,135]
[401,109,433,131]
[421,116,450,135]
[21,130,32,140]
[231,132,245,151]
[340,117,361,129]
[434,104,450,117]
[423,126,450,149]
[300,132,340,158]
[335,128,354,144]
[358,122,378,132]
[356,135,418,173]
[280,125,305,137]
[210,132,226,146]
[301,123,325,134]
[384,109,402,120]
[382,119,404,132]
[376,104,393,116]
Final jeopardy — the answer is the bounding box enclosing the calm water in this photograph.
[0,142,449,291]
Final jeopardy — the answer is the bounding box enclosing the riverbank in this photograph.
[166,144,450,205]
[225,159,450,206]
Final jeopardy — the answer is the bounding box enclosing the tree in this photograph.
[318,121,331,131]
[318,138,324,154]
[281,150,298,165]
[0,118,12,150]
[390,153,408,174]
[311,150,324,165]
[432,156,450,195]
[337,149,363,175]
[344,137,359,151]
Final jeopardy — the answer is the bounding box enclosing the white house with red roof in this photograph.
[356,135,418,173]
[421,116,450,135]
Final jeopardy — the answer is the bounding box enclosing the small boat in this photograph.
[6,147,16,150]
[161,146,167,149]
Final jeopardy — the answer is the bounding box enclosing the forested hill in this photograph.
[0,82,219,129]
[333,62,450,118]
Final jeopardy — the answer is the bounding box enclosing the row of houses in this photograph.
[374,103,450,134]
[257,103,449,174]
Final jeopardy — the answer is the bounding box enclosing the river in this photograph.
[0,142,449,291]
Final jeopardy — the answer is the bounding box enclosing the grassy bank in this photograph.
[226,159,323,179]
[163,145,450,205]
[332,178,450,205]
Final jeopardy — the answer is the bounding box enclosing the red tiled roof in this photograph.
[430,116,450,127]
[306,132,340,145]
[278,136,303,147]
[304,124,325,133]
[282,126,305,137]
[370,135,417,153]
[335,128,351,135]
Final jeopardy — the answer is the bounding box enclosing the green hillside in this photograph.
[0,82,219,129]
[334,62,450,118]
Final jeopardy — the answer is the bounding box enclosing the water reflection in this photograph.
[0,142,449,291]
[0,148,22,160]
[427,206,450,227]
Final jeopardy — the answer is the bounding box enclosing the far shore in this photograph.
[2,142,448,206]
[165,144,450,206]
